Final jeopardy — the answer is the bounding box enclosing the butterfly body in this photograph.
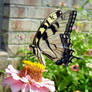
[30,9,78,66]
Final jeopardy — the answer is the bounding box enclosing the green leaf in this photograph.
[58,76,72,91]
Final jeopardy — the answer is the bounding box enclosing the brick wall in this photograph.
[2,0,71,55]
[0,0,92,56]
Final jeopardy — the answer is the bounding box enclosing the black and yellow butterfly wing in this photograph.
[30,9,77,66]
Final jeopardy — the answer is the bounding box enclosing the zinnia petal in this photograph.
[11,73,29,83]
[10,81,23,92]
[41,78,55,92]
[2,76,22,87]
[21,84,29,92]
[2,76,29,92]
[29,84,49,92]
[30,78,55,92]
[89,49,92,55]
[5,65,19,74]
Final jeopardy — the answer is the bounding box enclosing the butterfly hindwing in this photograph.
[39,33,64,63]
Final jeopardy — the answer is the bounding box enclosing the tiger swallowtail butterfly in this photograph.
[29,9,79,66]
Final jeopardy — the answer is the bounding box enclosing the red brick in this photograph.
[26,7,44,18]
[9,19,40,31]
[17,7,25,17]
[42,8,54,18]
[4,0,25,5]
[8,32,36,45]
[42,0,62,7]
[24,0,41,6]
[4,6,55,19]
[8,45,28,56]
[11,20,23,30]
[10,6,25,18]
[5,6,48,19]
[26,7,53,19]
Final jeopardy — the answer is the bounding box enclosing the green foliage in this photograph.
[15,0,92,92]
[16,29,92,92]
[15,47,39,70]
[0,70,4,76]
[42,30,92,92]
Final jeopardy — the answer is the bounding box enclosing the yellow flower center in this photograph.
[74,90,80,92]
[24,60,45,71]
[18,60,45,82]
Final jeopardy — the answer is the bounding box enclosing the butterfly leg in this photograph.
[72,56,82,60]
[37,50,46,66]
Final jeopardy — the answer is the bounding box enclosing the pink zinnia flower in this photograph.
[27,47,31,51]
[2,61,55,92]
[89,49,92,55]
[72,26,80,32]
[17,33,25,40]
[60,1,67,6]
[71,65,79,72]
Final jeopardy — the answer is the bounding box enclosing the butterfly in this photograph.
[29,9,79,66]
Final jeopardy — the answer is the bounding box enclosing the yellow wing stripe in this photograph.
[52,14,57,19]
[46,13,58,24]
[35,38,38,43]
[39,28,45,34]
[47,17,54,24]
[44,22,49,27]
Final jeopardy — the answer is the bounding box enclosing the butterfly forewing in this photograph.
[46,10,72,38]
[30,9,77,65]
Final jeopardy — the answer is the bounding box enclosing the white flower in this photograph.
[86,63,92,68]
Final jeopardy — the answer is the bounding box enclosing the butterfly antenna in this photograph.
[73,56,82,60]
